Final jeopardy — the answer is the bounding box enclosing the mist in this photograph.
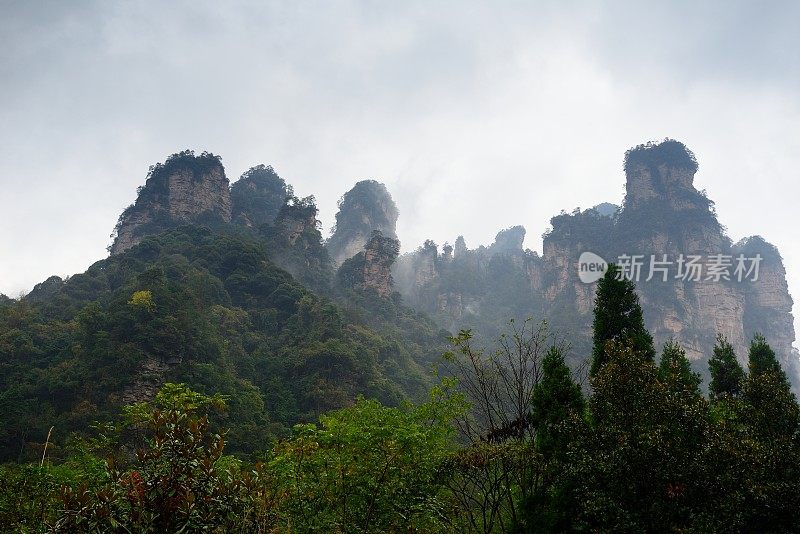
[2,0,798,339]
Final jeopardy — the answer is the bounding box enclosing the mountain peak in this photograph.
[327,180,399,266]
[623,139,703,211]
[110,151,231,254]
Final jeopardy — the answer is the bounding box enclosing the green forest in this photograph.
[1,148,798,532]
[2,250,799,531]
[3,0,798,530]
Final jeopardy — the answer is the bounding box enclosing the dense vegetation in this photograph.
[0,222,444,465]
[3,147,799,531]
[230,164,288,228]
[3,259,799,532]
[394,232,546,344]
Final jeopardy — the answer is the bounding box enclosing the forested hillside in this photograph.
[3,261,800,532]
[1,147,799,532]
[0,153,446,462]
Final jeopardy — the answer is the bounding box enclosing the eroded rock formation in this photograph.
[110,151,231,254]
[327,180,399,266]
[394,140,799,387]
[337,231,400,297]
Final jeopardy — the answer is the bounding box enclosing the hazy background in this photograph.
[1,1,798,342]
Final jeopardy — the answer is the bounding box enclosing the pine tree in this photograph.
[747,333,786,382]
[591,264,655,376]
[738,334,800,530]
[743,333,798,437]
[531,345,585,456]
[708,334,745,399]
[521,346,585,533]
[659,340,701,395]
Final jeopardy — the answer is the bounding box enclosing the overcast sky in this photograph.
[1,0,799,341]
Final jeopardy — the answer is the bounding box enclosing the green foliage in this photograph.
[565,341,710,532]
[57,384,240,532]
[269,393,462,532]
[591,264,655,376]
[4,384,465,532]
[748,332,786,380]
[530,346,584,457]
[520,345,584,532]
[659,340,701,395]
[0,460,104,532]
[148,150,223,185]
[53,384,287,533]
[0,225,436,462]
[709,334,745,399]
[743,334,798,441]
[230,164,287,227]
[624,138,698,175]
[261,194,334,291]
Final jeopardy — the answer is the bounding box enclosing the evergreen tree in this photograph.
[591,264,655,376]
[531,345,584,456]
[747,333,787,381]
[738,334,800,530]
[708,334,745,399]
[520,345,585,533]
[659,340,701,395]
[743,333,798,438]
[576,342,711,531]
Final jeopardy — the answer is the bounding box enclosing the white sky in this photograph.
[1,1,798,342]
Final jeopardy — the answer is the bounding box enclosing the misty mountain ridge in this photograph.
[2,139,797,465]
[13,139,799,396]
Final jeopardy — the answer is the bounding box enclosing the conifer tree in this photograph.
[747,333,787,382]
[738,334,800,530]
[591,264,655,376]
[708,334,745,399]
[522,345,585,533]
[743,333,798,437]
[531,345,584,456]
[659,340,701,395]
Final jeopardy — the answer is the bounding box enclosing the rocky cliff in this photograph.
[327,180,399,266]
[337,231,400,297]
[394,139,799,388]
[104,142,798,388]
[110,151,231,254]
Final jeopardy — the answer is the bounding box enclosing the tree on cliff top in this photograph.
[327,180,399,263]
[624,138,698,174]
[230,164,287,227]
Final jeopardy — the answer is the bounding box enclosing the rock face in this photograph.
[395,139,799,388]
[110,151,231,254]
[263,195,333,292]
[327,180,399,266]
[337,231,400,297]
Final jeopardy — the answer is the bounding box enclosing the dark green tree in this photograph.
[736,334,800,530]
[590,264,655,376]
[742,333,798,439]
[659,340,701,395]
[519,345,585,533]
[708,334,745,399]
[572,342,711,531]
[531,346,584,456]
[747,333,787,381]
